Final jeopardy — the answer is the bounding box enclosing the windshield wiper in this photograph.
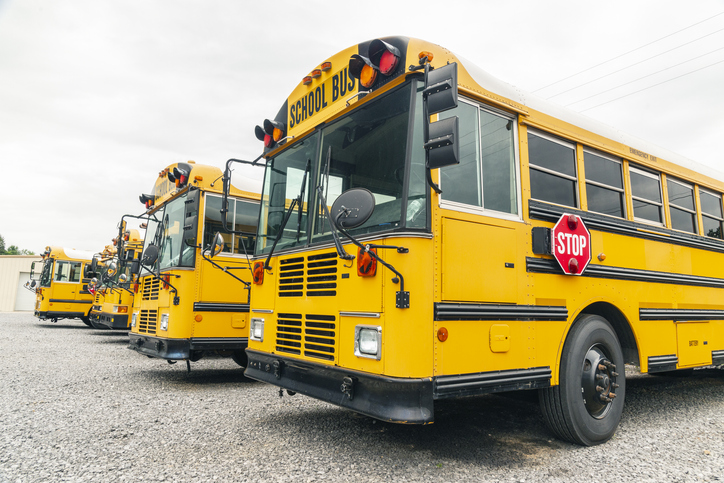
[263,159,311,270]
[317,147,353,261]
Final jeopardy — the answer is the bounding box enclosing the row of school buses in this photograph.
[28,161,260,369]
[25,36,724,447]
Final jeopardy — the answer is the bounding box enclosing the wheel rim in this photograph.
[581,344,620,419]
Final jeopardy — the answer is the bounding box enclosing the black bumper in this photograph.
[35,311,85,320]
[99,313,129,330]
[244,350,434,424]
[128,334,248,360]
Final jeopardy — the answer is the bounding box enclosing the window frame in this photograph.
[203,193,258,258]
[666,177,697,234]
[527,128,579,209]
[583,148,626,219]
[700,187,724,239]
[439,97,522,223]
[628,165,664,226]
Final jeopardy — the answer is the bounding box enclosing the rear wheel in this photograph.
[539,314,625,446]
[231,350,248,368]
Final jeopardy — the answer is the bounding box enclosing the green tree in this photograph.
[0,234,34,255]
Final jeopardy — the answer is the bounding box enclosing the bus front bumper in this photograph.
[99,313,129,330]
[128,334,248,360]
[244,349,435,424]
[35,310,85,321]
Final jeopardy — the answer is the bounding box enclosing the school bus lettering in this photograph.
[289,67,356,129]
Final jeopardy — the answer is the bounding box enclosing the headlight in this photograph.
[160,313,169,331]
[131,312,138,327]
[250,318,264,342]
[354,325,382,360]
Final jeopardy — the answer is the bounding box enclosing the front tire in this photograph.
[539,314,626,446]
[231,350,248,368]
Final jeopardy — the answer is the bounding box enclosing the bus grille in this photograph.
[138,309,157,334]
[276,313,336,362]
[142,278,160,301]
[278,252,337,298]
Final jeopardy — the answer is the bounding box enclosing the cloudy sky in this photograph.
[2,0,724,254]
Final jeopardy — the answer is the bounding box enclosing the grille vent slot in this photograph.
[278,252,337,298]
[275,313,336,362]
[142,278,160,301]
[138,309,157,334]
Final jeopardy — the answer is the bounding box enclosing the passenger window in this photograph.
[528,131,577,208]
[584,149,625,218]
[440,100,518,215]
[629,166,663,224]
[667,178,697,234]
[700,189,723,239]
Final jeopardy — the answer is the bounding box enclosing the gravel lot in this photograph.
[2,312,724,482]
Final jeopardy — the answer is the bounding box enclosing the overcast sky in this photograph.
[2,0,724,254]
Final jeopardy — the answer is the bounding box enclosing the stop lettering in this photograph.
[551,213,591,275]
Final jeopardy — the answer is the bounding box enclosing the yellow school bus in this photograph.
[95,228,144,330]
[88,244,117,329]
[33,246,97,325]
[128,161,260,367]
[241,36,724,446]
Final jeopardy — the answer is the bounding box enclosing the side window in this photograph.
[700,189,723,239]
[203,194,233,254]
[54,261,82,282]
[234,200,258,254]
[440,100,518,215]
[584,149,625,218]
[528,131,577,208]
[629,166,663,225]
[439,101,481,207]
[667,178,697,234]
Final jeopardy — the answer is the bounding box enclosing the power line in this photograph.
[565,46,724,107]
[532,11,724,94]
[548,26,724,100]
[579,58,724,112]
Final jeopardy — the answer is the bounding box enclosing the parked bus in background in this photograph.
[94,227,144,330]
[88,244,117,329]
[32,246,97,326]
[240,36,724,446]
[128,161,260,368]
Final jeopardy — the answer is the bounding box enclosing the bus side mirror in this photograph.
[423,62,460,169]
[30,280,36,288]
[183,189,200,247]
[207,232,225,258]
[331,188,376,230]
[142,245,159,266]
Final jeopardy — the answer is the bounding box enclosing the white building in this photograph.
[0,255,42,312]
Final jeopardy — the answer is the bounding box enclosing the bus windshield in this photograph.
[155,193,195,271]
[256,80,426,255]
[39,259,54,288]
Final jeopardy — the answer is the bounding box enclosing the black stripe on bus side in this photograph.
[434,303,568,321]
[529,200,724,255]
[193,302,250,313]
[48,299,93,304]
[639,308,724,321]
[648,355,678,373]
[434,366,551,399]
[526,257,724,289]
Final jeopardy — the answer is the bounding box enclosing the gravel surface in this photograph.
[2,311,724,482]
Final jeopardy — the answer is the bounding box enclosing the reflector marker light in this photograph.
[357,247,377,277]
[252,261,264,284]
[321,62,332,71]
[311,69,322,78]
[303,75,312,85]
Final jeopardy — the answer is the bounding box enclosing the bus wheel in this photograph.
[81,317,92,327]
[231,350,248,368]
[539,314,625,446]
